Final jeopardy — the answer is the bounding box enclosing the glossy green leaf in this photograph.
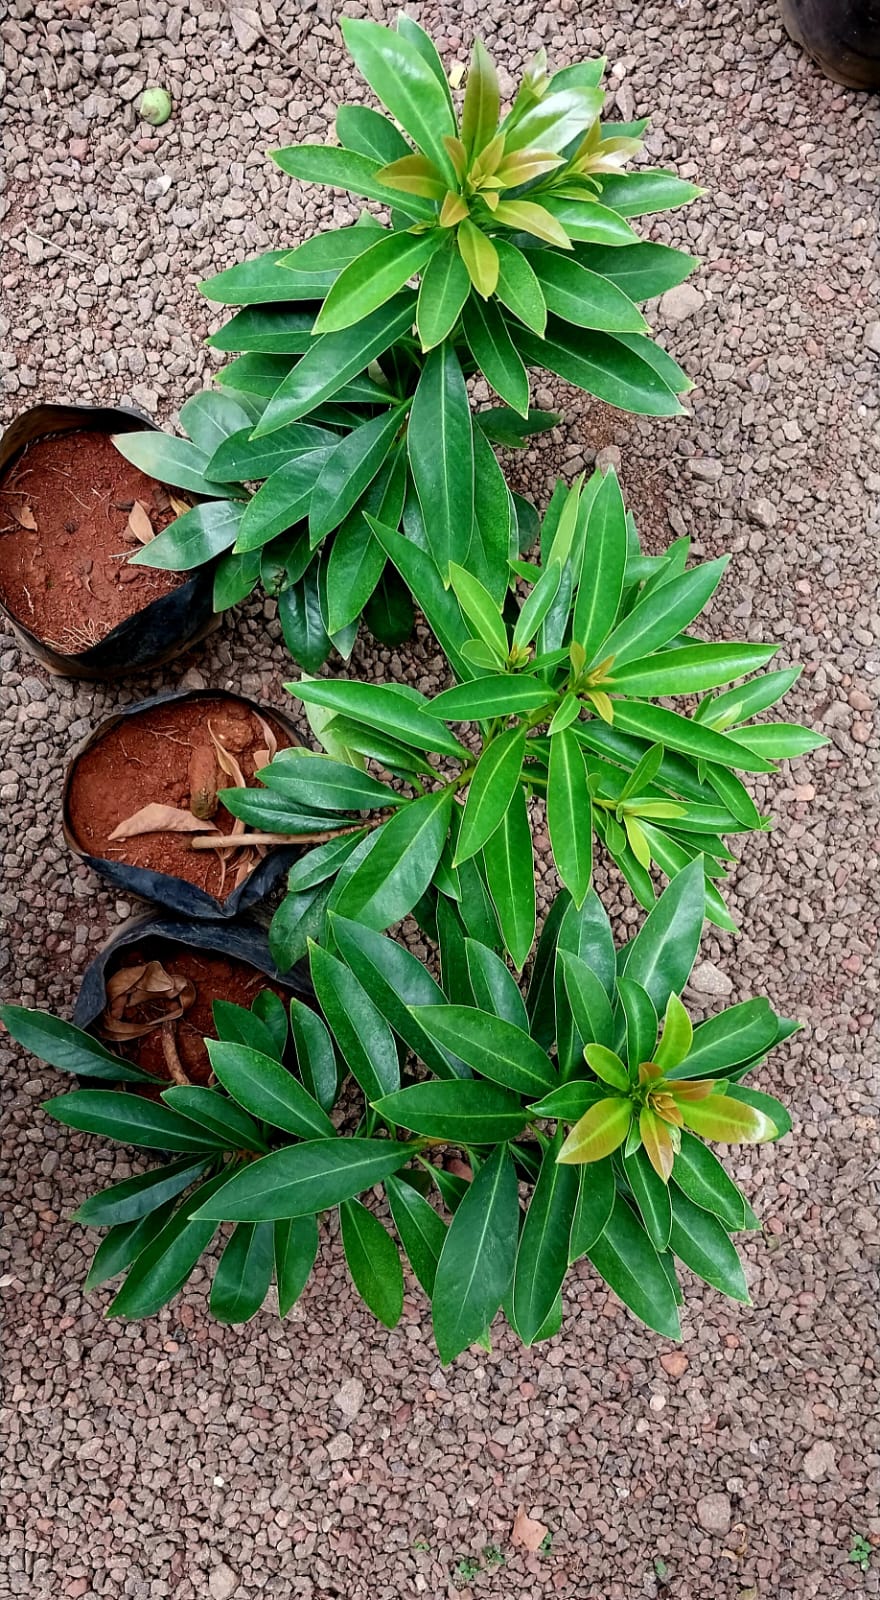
[620,857,705,1011]
[547,727,592,907]
[274,1214,320,1315]
[308,407,403,544]
[340,1198,404,1328]
[341,18,457,182]
[85,1200,180,1291]
[624,1146,672,1250]
[207,305,318,355]
[526,890,569,1048]
[572,465,627,660]
[131,499,246,572]
[292,678,468,760]
[336,103,411,164]
[216,352,299,398]
[463,940,529,1032]
[161,1086,267,1151]
[408,343,474,582]
[194,1138,412,1221]
[667,998,779,1081]
[671,1130,747,1230]
[212,999,283,1061]
[0,1006,153,1083]
[616,978,658,1074]
[481,778,536,973]
[469,426,512,604]
[448,562,508,660]
[272,143,437,218]
[315,229,444,336]
[280,222,389,277]
[585,1194,682,1337]
[213,547,261,609]
[333,788,454,930]
[259,750,400,813]
[558,951,615,1051]
[600,557,729,667]
[210,1221,274,1323]
[493,239,547,334]
[461,36,500,157]
[206,420,331,484]
[527,251,647,333]
[598,171,703,217]
[568,1158,615,1261]
[462,295,530,415]
[207,1040,335,1140]
[385,1174,447,1296]
[512,1132,578,1345]
[455,728,526,866]
[727,722,826,761]
[513,316,684,416]
[416,241,472,348]
[74,1158,211,1227]
[111,431,230,498]
[330,915,468,1082]
[574,240,698,301]
[200,250,335,305]
[375,1080,529,1143]
[44,1090,231,1152]
[253,296,414,434]
[609,700,776,774]
[179,391,253,455]
[411,1005,555,1099]
[108,1171,232,1317]
[308,942,399,1103]
[669,1186,749,1301]
[396,13,455,113]
[431,1142,519,1363]
[430,674,552,721]
[609,644,779,701]
[233,451,329,554]
[726,1085,791,1141]
[540,196,638,245]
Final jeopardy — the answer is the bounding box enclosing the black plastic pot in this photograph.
[63,687,302,920]
[780,0,880,88]
[0,402,218,679]
[73,913,312,1035]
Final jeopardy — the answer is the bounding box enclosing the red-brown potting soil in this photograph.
[0,430,185,650]
[66,696,294,901]
[97,940,293,1084]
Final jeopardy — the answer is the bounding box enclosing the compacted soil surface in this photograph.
[0,4,878,1600]
[0,429,184,650]
[65,695,292,899]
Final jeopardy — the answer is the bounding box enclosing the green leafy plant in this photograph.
[0,864,794,1355]
[197,467,824,969]
[111,15,699,667]
[848,1535,872,1573]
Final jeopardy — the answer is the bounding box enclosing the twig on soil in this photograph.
[24,228,92,267]
[190,824,368,849]
[160,1022,189,1085]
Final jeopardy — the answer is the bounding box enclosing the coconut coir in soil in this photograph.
[98,940,293,1084]
[0,430,184,649]
[66,696,294,900]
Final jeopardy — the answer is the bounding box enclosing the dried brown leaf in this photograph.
[13,503,37,531]
[252,747,271,771]
[208,721,247,787]
[511,1507,549,1553]
[98,961,196,1041]
[254,713,279,764]
[108,804,218,841]
[169,493,192,517]
[126,500,155,544]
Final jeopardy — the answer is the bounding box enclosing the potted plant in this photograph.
[779,0,880,89]
[62,688,305,919]
[114,22,702,669]
[0,403,220,677]
[0,867,794,1341]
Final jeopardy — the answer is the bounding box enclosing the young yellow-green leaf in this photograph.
[505,84,605,156]
[547,726,592,907]
[461,37,500,158]
[493,199,573,249]
[313,230,443,336]
[455,727,526,865]
[375,152,448,199]
[678,1091,777,1144]
[458,218,500,297]
[638,1106,676,1185]
[557,1095,632,1163]
[448,562,508,660]
[496,148,565,187]
[340,1198,404,1329]
[583,1043,630,1091]
[654,992,694,1072]
[341,18,457,183]
[416,241,471,348]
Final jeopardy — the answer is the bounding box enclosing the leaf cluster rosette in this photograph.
[113,18,700,664]
[0,864,795,1353]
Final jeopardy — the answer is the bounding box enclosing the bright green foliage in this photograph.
[208,468,825,967]
[1,870,795,1355]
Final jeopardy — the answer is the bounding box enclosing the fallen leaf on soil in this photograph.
[126,500,155,544]
[169,493,191,517]
[108,803,219,841]
[252,748,271,771]
[208,721,247,787]
[13,504,37,530]
[98,960,196,1042]
[188,745,219,820]
[511,1506,549,1553]
[254,713,279,764]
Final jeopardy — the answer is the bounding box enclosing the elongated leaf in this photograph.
[620,857,705,1011]
[727,722,826,761]
[513,316,684,416]
[308,407,403,543]
[131,499,246,572]
[609,700,776,774]
[448,562,508,660]
[529,1081,605,1121]
[430,674,552,721]
[44,1090,231,1152]
[469,426,512,604]
[586,1194,682,1337]
[616,978,658,1074]
[385,1174,447,1296]
[212,1000,282,1061]
[108,1170,232,1317]
[462,296,530,415]
[667,998,779,1081]
[655,992,693,1072]
[213,547,261,610]
[288,999,337,1114]
[260,750,399,813]
[598,171,703,217]
[280,222,389,276]
[208,305,318,356]
[336,103,411,164]
[575,240,698,301]
[200,250,336,305]
[540,196,638,245]
[367,515,473,681]
[161,1086,266,1151]
[179,391,253,455]
[726,1084,791,1141]
[572,466,627,661]
[211,1221,274,1323]
[669,1187,749,1300]
[111,432,229,498]
[558,1096,632,1163]
[678,1090,777,1144]
[527,251,647,333]
[601,559,730,668]
[608,642,778,699]
[547,727,592,907]
[308,942,399,1103]
[559,951,615,1050]
[493,239,547,334]
[340,1198,404,1328]
[411,1005,555,1099]
[671,1130,747,1230]
[512,1132,578,1344]
[194,1138,412,1221]
[206,421,331,485]
[375,1079,529,1143]
[568,1158,615,1261]
[461,36,500,158]
[408,343,474,582]
[333,788,454,930]
[341,18,457,182]
[85,1200,180,1290]
[1,1006,152,1083]
[233,451,328,554]
[417,240,471,349]
[330,915,467,1081]
[292,678,468,760]
[207,1040,335,1140]
[272,143,437,218]
[526,891,569,1047]
[456,728,526,866]
[396,13,455,113]
[481,782,536,972]
[74,1158,211,1227]
[315,230,443,336]
[253,296,414,435]
[624,1146,672,1250]
[432,1142,519,1363]
[464,940,529,1032]
[275,1214,319,1315]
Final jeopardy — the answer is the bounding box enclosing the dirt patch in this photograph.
[66,695,293,900]
[94,939,292,1084]
[0,430,185,651]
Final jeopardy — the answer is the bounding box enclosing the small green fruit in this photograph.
[139,87,172,127]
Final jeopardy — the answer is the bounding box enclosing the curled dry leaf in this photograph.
[13,504,37,531]
[126,500,155,545]
[188,744,220,820]
[169,493,191,517]
[254,713,279,764]
[108,803,218,842]
[252,748,271,771]
[511,1506,549,1553]
[98,960,196,1042]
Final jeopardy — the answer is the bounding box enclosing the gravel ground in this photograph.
[2,2,879,1597]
